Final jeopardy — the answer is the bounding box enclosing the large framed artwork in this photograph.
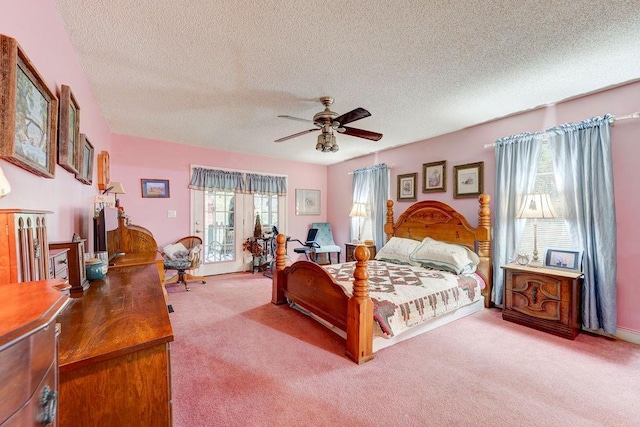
[422,160,446,193]
[295,189,320,215]
[453,162,484,198]
[0,35,58,178]
[75,133,94,185]
[141,179,170,198]
[58,84,80,174]
[397,173,417,201]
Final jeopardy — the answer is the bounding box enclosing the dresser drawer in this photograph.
[49,248,69,280]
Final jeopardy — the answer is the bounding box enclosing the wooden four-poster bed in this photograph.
[271,195,492,364]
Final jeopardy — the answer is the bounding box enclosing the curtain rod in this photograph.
[348,165,393,175]
[483,111,640,149]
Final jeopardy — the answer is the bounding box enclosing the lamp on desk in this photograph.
[104,181,126,208]
[349,202,367,244]
[516,193,557,267]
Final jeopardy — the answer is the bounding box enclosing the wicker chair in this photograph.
[163,236,206,291]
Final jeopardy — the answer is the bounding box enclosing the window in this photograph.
[253,193,279,230]
[517,141,573,256]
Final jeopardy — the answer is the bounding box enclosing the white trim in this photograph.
[615,328,640,345]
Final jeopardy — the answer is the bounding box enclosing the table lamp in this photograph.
[349,202,367,244]
[516,193,557,267]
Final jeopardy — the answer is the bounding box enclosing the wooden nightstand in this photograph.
[345,243,376,262]
[502,263,583,339]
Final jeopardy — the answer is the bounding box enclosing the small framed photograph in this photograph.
[141,179,170,198]
[544,248,583,271]
[0,34,58,178]
[75,134,94,185]
[397,173,417,201]
[422,160,446,193]
[58,84,81,174]
[453,161,484,198]
[295,189,320,215]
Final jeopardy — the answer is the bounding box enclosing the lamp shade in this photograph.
[106,181,126,194]
[349,202,367,218]
[516,193,557,219]
[0,166,11,198]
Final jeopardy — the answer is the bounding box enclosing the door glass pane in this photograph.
[253,194,279,232]
[204,190,235,262]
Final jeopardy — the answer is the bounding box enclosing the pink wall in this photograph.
[328,81,640,336]
[0,0,112,245]
[110,134,327,249]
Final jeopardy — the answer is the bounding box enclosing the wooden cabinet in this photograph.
[0,209,51,284]
[49,248,69,281]
[1,279,70,426]
[57,263,174,426]
[502,263,583,339]
[345,243,376,262]
[49,240,88,294]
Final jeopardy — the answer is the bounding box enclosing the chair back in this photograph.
[174,236,203,268]
[311,223,336,246]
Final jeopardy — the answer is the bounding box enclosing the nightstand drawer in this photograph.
[502,264,583,339]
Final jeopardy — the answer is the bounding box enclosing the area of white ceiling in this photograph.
[54,0,640,166]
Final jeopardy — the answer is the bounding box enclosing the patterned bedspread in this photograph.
[323,261,485,338]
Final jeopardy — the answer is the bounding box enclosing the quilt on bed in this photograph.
[323,261,484,338]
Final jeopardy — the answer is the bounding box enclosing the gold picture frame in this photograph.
[453,161,484,198]
[397,173,417,201]
[75,133,94,185]
[0,34,58,178]
[58,84,80,174]
[422,160,446,193]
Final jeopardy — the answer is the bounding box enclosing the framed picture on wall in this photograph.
[75,133,94,185]
[58,84,81,174]
[422,160,446,193]
[397,173,417,201]
[0,34,58,178]
[295,189,320,215]
[141,179,170,198]
[453,162,483,198]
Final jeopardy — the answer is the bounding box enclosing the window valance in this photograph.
[189,167,286,195]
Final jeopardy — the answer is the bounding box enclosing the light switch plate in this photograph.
[167,210,176,218]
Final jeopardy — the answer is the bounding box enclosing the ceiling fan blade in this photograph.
[274,128,319,143]
[332,108,371,126]
[339,126,383,141]
[278,115,315,124]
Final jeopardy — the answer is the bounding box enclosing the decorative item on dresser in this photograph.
[345,242,376,262]
[49,239,89,294]
[516,193,557,267]
[48,247,69,281]
[1,278,70,426]
[349,202,367,243]
[501,263,583,339]
[0,209,51,283]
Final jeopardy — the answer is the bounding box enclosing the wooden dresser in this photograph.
[502,263,583,339]
[0,279,70,426]
[48,248,69,282]
[0,209,52,284]
[57,263,174,426]
[49,240,89,294]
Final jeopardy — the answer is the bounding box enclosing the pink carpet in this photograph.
[166,273,640,426]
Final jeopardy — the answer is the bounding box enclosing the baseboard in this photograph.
[615,327,640,345]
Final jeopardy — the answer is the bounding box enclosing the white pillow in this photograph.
[375,237,421,266]
[409,237,479,274]
[163,242,189,260]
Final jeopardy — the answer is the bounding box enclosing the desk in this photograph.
[110,251,166,302]
[57,263,174,426]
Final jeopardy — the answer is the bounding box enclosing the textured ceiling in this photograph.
[54,0,640,166]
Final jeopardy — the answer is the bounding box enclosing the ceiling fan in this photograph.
[275,97,383,152]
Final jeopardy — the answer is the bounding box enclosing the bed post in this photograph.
[345,245,374,364]
[384,200,394,242]
[476,194,493,308]
[271,233,287,305]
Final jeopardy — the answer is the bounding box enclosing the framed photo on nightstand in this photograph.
[544,248,582,271]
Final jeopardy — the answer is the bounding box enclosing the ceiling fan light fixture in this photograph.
[316,134,324,151]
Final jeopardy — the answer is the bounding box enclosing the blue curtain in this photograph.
[547,115,617,334]
[189,167,246,192]
[493,133,542,306]
[245,173,287,196]
[189,168,287,196]
[352,163,389,250]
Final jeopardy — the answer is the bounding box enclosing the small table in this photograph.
[345,243,377,262]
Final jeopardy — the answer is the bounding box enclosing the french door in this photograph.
[191,189,285,275]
